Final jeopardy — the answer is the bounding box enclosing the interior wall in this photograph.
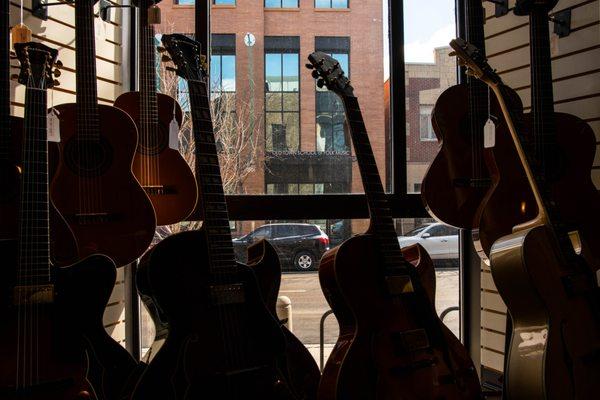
[8,0,129,346]
[481,0,600,374]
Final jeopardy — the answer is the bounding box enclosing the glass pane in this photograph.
[210,55,222,92]
[265,0,280,8]
[282,92,299,112]
[282,53,299,92]
[404,0,457,193]
[265,53,282,92]
[332,0,348,8]
[266,92,283,112]
[221,55,236,92]
[315,0,330,8]
[282,0,298,7]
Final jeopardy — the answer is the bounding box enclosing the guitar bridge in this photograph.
[13,285,54,305]
[452,177,491,188]
[143,185,176,195]
[210,284,245,305]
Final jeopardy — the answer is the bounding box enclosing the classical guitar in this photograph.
[471,0,600,266]
[114,0,197,226]
[129,34,297,399]
[0,10,77,264]
[0,42,137,400]
[451,37,600,399]
[51,0,156,266]
[421,0,501,229]
[307,52,481,400]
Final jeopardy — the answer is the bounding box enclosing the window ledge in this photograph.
[264,8,301,12]
[314,8,351,12]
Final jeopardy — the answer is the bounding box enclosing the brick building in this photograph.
[157,0,385,240]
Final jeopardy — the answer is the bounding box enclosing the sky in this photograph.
[384,0,456,78]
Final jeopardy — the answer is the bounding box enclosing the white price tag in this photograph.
[550,33,560,57]
[47,109,61,143]
[169,118,180,150]
[484,118,495,148]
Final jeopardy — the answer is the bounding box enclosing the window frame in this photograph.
[315,0,349,9]
[265,0,300,9]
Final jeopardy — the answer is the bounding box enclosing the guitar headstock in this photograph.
[161,34,207,83]
[13,42,60,90]
[449,38,502,87]
[514,0,558,16]
[306,51,354,97]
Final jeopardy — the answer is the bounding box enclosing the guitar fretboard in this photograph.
[0,4,11,160]
[139,8,159,144]
[341,96,410,274]
[18,83,51,285]
[75,1,101,140]
[187,78,237,274]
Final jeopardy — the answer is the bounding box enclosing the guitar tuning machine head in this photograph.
[9,51,17,59]
[10,74,19,81]
[161,54,172,63]
[305,63,314,70]
[157,46,167,53]
[55,60,63,68]
[316,79,325,89]
[53,79,60,87]
[53,68,61,78]
[166,66,177,73]
[311,70,320,79]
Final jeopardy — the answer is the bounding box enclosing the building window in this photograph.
[176,0,195,4]
[265,36,300,152]
[419,105,435,141]
[315,0,348,8]
[210,34,236,97]
[214,0,235,4]
[315,37,350,153]
[265,0,299,8]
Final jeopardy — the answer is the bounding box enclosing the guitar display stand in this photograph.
[550,9,572,38]
[32,0,74,21]
[486,0,509,18]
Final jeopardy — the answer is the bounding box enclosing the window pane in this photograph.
[282,53,299,92]
[282,93,299,112]
[266,92,283,112]
[221,55,236,92]
[265,0,280,8]
[266,53,282,92]
[210,56,222,91]
[315,0,330,7]
[332,0,348,8]
[282,0,298,7]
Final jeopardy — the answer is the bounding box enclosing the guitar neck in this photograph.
[75,1,100,139]
[0,4,10,160]
[18,84,51,285]
[139,8,159,135]
[187,78,237,272]
[341,95,408,272]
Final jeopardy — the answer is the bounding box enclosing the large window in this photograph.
[419,105,435,141]
[315,37,350,153]
[265,0,299,8]
[316,0,348,8]
[210,34,236,96]
[265,36,300,152]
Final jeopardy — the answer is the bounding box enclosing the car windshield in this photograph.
[403,225,429,236]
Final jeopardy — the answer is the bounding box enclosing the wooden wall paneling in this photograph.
[8,0,129,345]
[481,0,600,377]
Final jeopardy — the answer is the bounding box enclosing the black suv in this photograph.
[232,223,330,271]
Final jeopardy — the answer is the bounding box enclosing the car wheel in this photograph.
[294,250,316,271]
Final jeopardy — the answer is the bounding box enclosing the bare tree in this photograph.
[153,61,265,241]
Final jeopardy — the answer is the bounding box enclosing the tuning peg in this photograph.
[9,51,16,59]
[316,79,325,89]
[55,60,63,69]
[10,74,19,81]
[53,79,60,87]
[311,70,320,79]
[305,63,314,70]
[53,69,61,78]
[166,66,177,72]
[449,51,456,57]
[157,46,167,53]
[161,55,172,63]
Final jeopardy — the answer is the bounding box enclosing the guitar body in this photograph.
[114,92,197,226]
[248,240,321,400]
[422,84,499,228]
[131,229,296,400]
[51,103,156,266]
[0,241,137,400]
[318,234,481,400]
[0,116,78,264]
[473,111,599,265]
[490,225,600,399]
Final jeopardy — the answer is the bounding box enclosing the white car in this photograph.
[397,223,459,267]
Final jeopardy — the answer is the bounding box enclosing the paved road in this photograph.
[279,269,460,345]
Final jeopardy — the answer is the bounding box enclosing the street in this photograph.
[279,269,460,345]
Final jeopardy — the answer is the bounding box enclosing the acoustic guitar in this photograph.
[471,0,600,266]
[114,0,197,226]
[307,52,481,400]
[0,8,77,265]
[451,37,600,400]
[128,34,297,399]
[51,0,156,266]
[422,0,501,229]
[0,42,137,400]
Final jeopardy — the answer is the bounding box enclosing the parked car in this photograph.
[397,223,459,267]
[232,223,330,271]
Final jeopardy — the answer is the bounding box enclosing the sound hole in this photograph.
[64,137,113,177]
[137,123,168,156]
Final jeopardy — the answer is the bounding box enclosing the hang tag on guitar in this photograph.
[47,109,61,143]
[169,118,180,150]
[483,118,495,148]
